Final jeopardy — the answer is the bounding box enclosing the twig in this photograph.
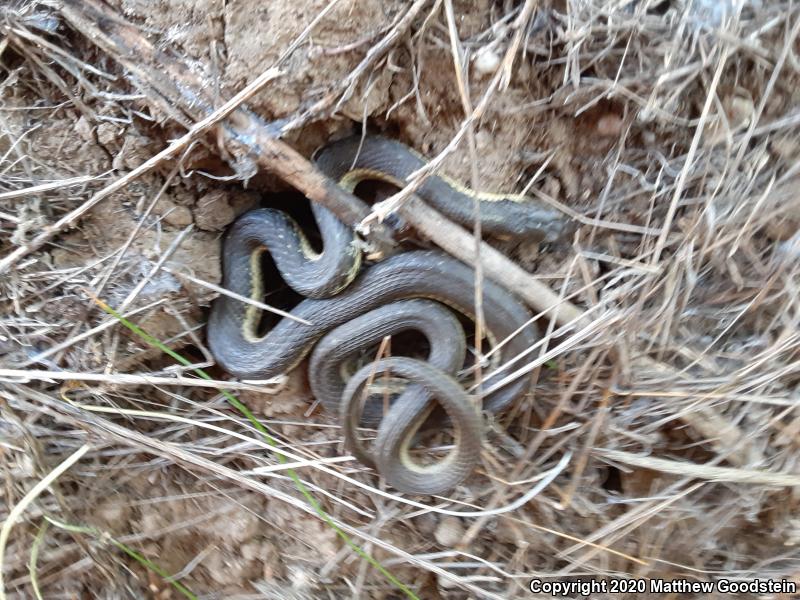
[161,266,312,326]
[499,0,537,89]
[116,224,194,314]
[650,44,731,265]
[361,0,538,226]
[0,368,284,392]
[443,0,485,401]
[401,196,586,325]
[279,0,432,130]
[597,449,800,486]
[10,385,543,599]
[0,174,104,201]
[19,298,167,368]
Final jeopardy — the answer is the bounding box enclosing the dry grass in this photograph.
[2,0,800,598]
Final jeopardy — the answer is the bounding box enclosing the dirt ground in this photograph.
[2,0,800,598]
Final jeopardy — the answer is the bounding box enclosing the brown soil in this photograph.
[2,0,800,598]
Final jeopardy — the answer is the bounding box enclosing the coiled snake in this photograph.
[207,135,566,495]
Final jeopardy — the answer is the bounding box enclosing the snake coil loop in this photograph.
[207,134,565,494]
[342,357,483,496]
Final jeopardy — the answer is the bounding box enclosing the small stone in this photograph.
[473,47,500,76]
[413,512,437,533]
[194,190,236,231]
[96,122,119,148]
[727,95,754,129]
[119,134,155,170]
[434,516,464,546]
[205,499,263,543]
[139,511,168,535]
[596,113,624,137]
[475,130,492,150]
[96,501,131,527]
[204,552,240,586]
[163,205,194,227]
[75,115,93,141]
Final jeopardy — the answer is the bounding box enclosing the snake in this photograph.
[342,357,483,496]
[207,134,566,494]
[309,299,472,494]
[314,135,567,242]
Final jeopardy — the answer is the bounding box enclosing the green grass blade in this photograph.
[28,521,49,600]
[43,516,198,600]
[88,293,419,600]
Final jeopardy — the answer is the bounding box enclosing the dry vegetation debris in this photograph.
[1,0,800,598]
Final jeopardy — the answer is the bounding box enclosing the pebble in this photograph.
[474,47,500,76]
[194,189,236,231]
[434,516,464,546]
[596,113,624,137]
[75,115,93,141]
[96,122,119,147]
[164,205,194,227]
[727,95,754,129]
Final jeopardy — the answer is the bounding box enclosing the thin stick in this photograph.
[19,299,167,368]
[57,0,396,252]
[650,45,730,265]
[0,368,284,392]
[597,449,800,486]
[399,196,759,465]
[161,266,312,326]
[0,174,104,201]
[444,0,485,402]
[401,196,587,326]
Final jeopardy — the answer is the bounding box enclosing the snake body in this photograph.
[310,299,476,494]
[343,357,483,496]
[208,249,537,405]
[308,298,467,427]
[207,134,565,494]
[314,135,566,241]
